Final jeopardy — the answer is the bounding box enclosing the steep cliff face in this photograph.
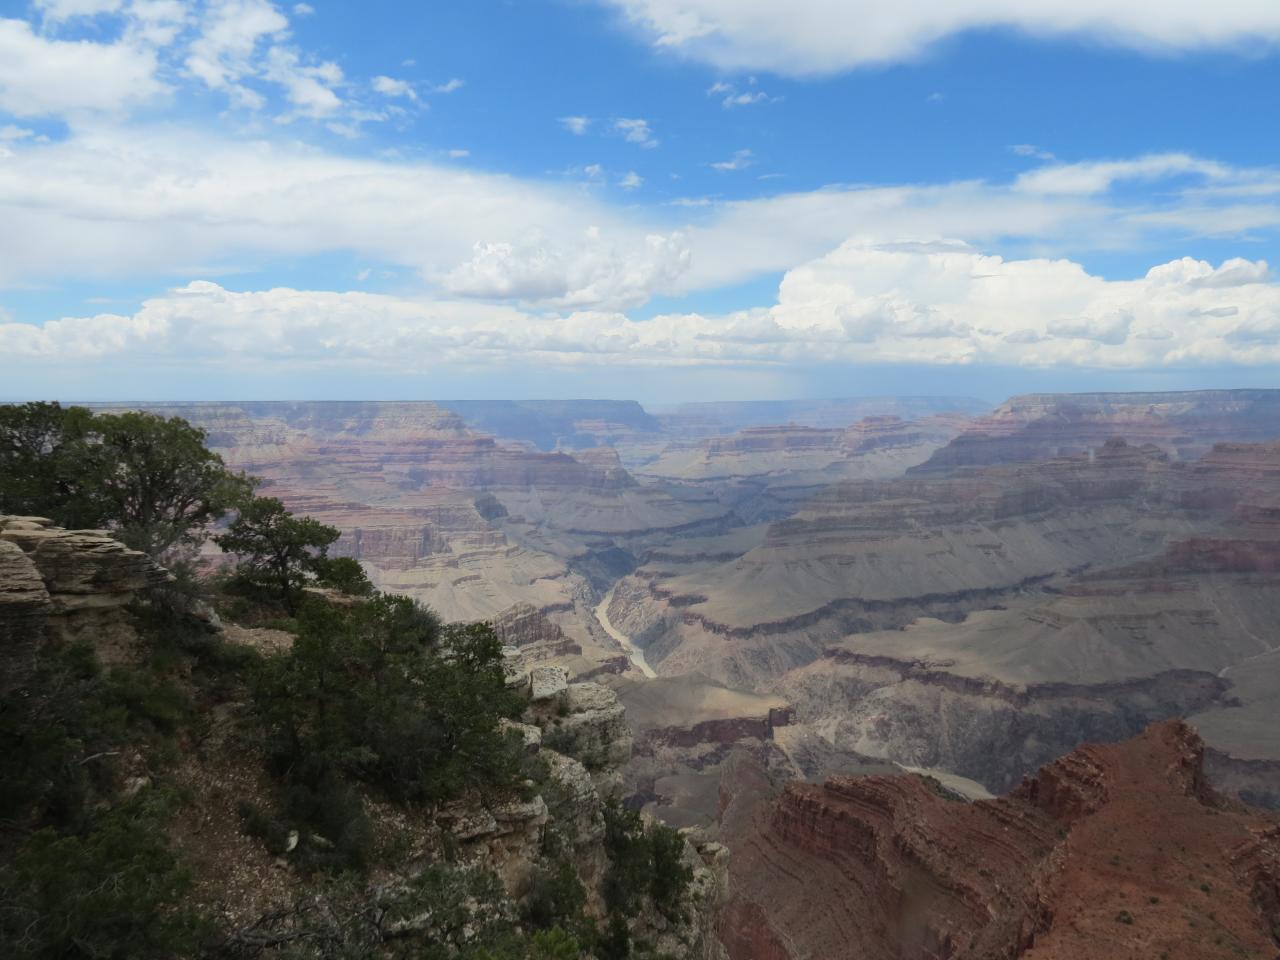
[0,515,169,684]
[721,721,1280,960]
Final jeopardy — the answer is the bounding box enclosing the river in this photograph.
[594,583,656,679]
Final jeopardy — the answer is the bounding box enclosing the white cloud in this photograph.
[2,124,1279,318]
[0,125,690,307]
[600,0,1280,75]
[185,0,288,99]
[447,148,470,158]
[613,117,659,148]
[34,0,123,20]
[433,78,465,94]
[559,116,591,135]
[262,46,343,117]
[0,17,165,117]
[706,78,773,107]
[372,75,417,99]
[1012,143,1055,161]
[710,148,753,171]
[0,125,34,141]
[6,247,1280,376]
[1014,153,1233,196]
[619,171,644,190]
[293,3,315,14]
[442,228,689,308]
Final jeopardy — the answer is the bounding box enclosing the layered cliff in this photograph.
[720,721,1280,960]
[911,389,1280,475]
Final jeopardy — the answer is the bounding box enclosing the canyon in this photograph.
[105,393,1280,814]
[86,390,1280,955]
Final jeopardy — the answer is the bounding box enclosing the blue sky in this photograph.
[2,0,1280,402]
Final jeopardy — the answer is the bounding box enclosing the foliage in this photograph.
[248,596,528,870]
[215,496,340,613]
[0,792,204,960]
[0,402,106,529]
[0,632,204,960]
[523,856,587,933]
[647,821,693,921]
[602,799,694,924]
[312,556,375,597]
[0,402,252,558]
[91,410,255,557]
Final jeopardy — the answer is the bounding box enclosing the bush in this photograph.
[523,857,587,931]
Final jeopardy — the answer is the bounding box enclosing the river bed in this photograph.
[594,583,656,679]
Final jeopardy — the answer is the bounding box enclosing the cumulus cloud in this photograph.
[5,245,1279,379]
[559,116,591,135]
[433,78,465,94]
[0,17,165,117]
[619,171,644,190]
[441,228,690,308]
[599,0,1280,74]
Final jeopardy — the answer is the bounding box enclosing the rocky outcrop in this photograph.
[534,682,635,782]
[721,721,1280,960]
[0,515,168,681]
[490,602,583,661]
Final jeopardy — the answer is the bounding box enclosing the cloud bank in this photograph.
[5,245,1277,381]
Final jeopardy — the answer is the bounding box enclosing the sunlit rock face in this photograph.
[719,721,1280,960]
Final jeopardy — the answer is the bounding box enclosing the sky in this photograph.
[1,0,1280,403]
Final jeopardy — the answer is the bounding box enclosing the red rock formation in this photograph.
[720,721,1280,960]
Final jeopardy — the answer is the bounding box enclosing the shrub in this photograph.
[0,791,204,960]
[247,596,528,870]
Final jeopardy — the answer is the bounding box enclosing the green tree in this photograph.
[0,402,106,529]
[248,597,527,869]
[0,403,251,558]
[647,822,693,921]
[92,411,253,558]
[215,496,340,613]
[312,555,375,597]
